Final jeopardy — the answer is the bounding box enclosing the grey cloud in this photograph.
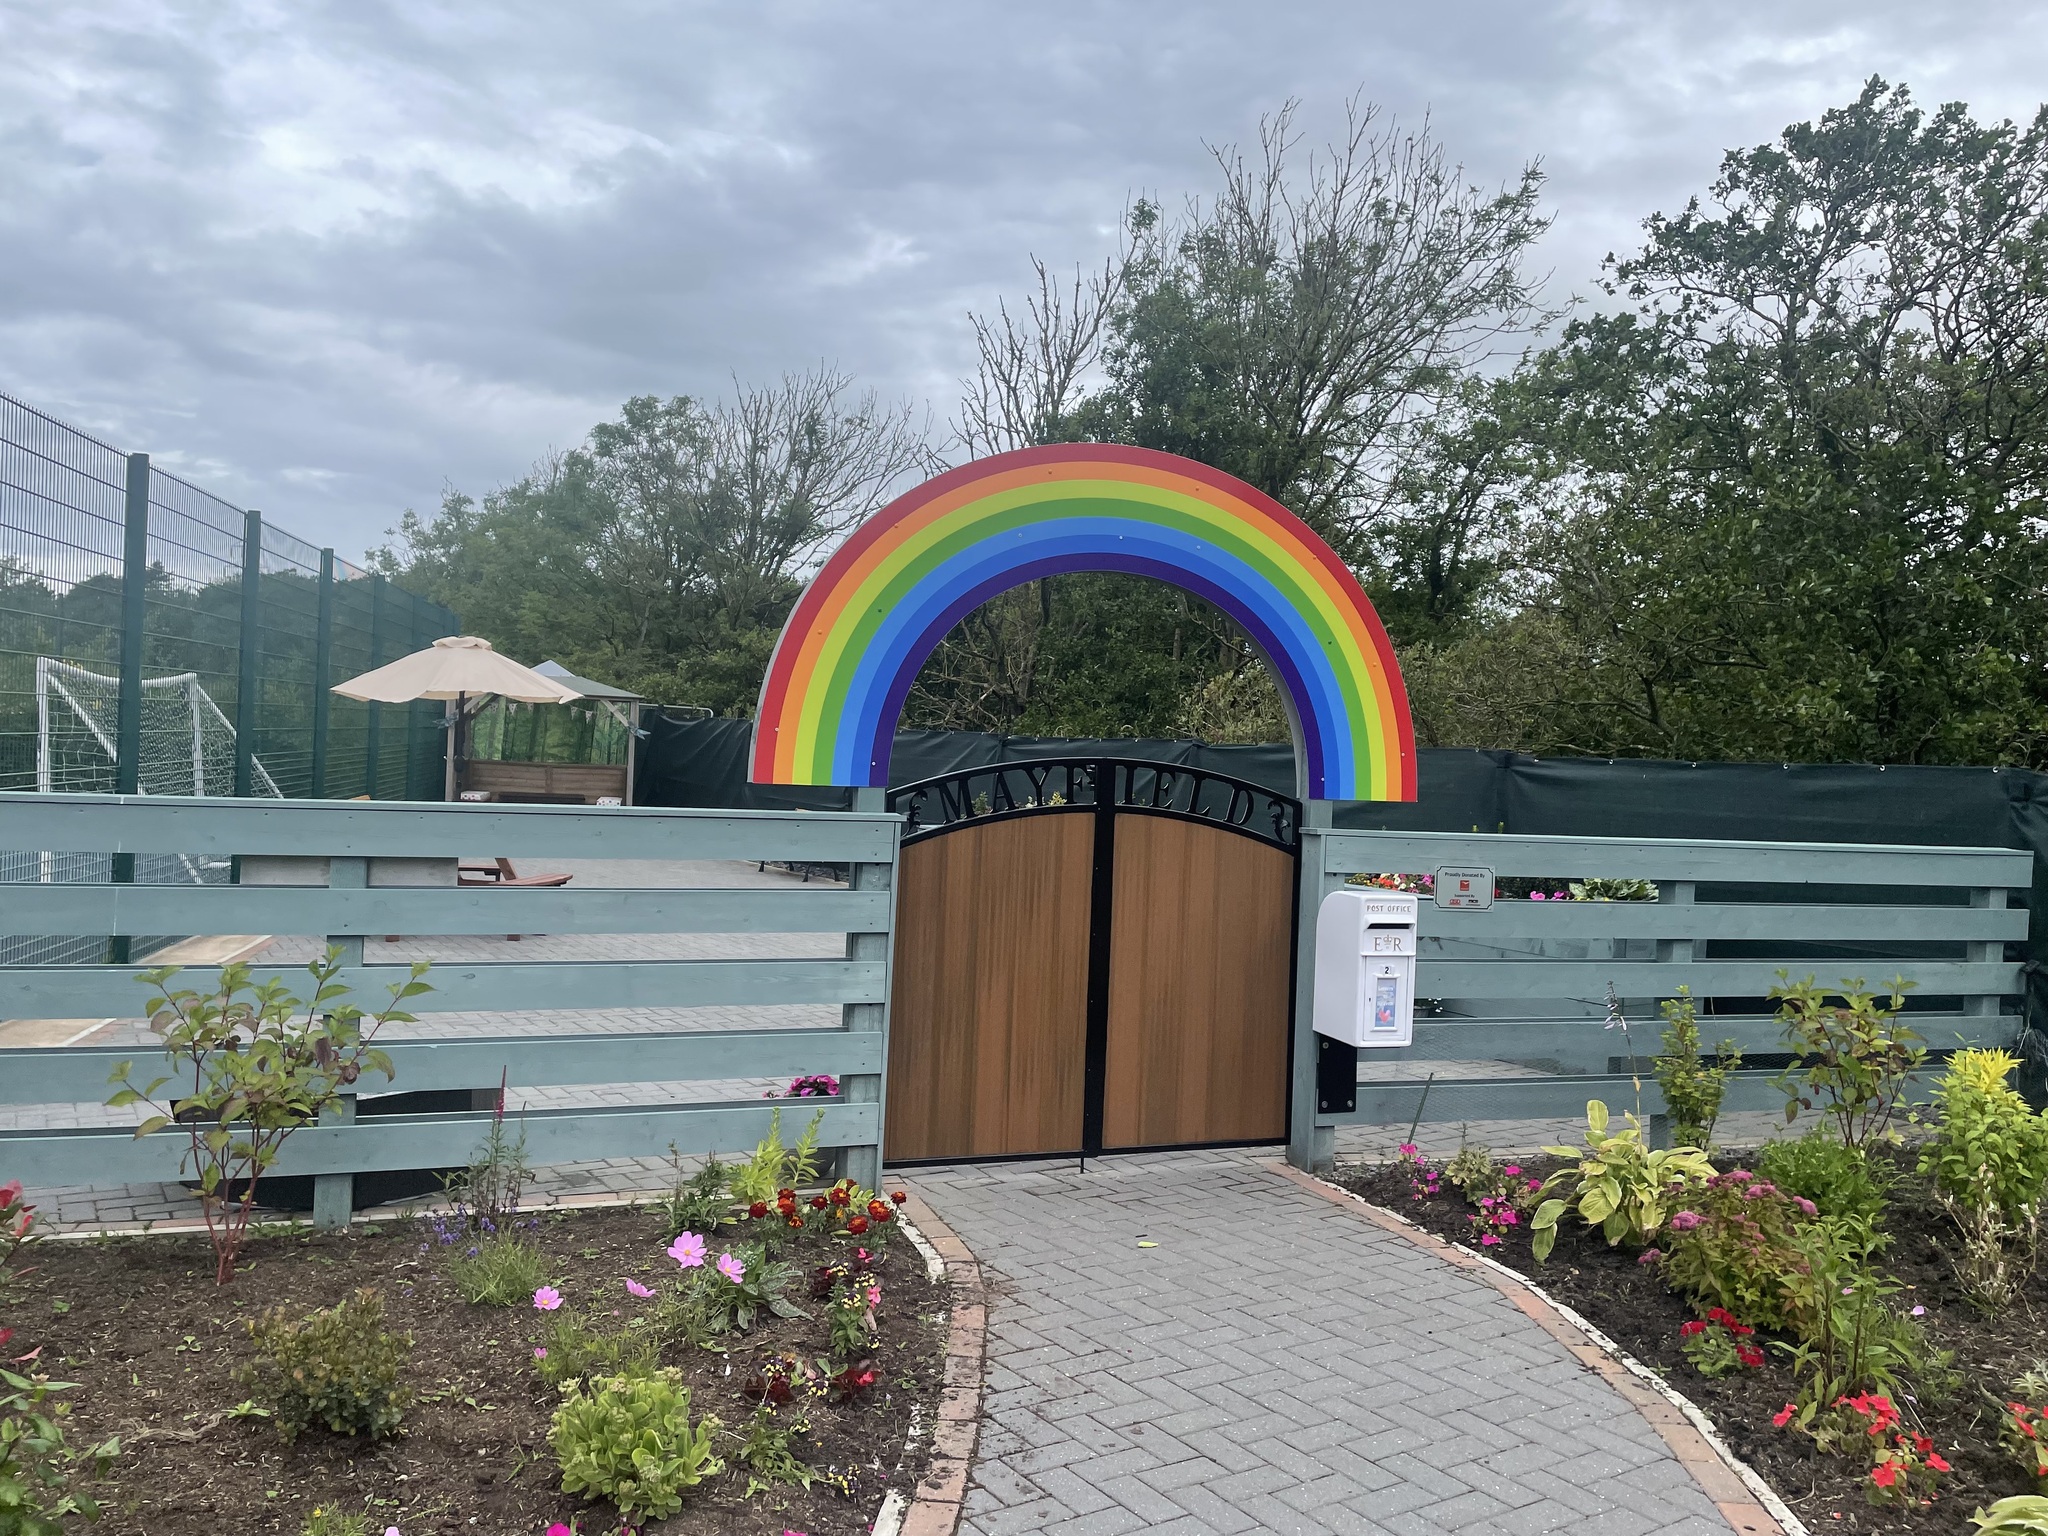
[2,0,2044,559]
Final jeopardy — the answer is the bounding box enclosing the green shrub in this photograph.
[1770,975,1923,1149]
[1652,987,1739,1149]
[446,1235,549,1307]
[733,1403,816,1495]
[1529,1101,1714,1261]
[237,1288,412,1443]
[534,1312,659,1389]
[1755,1130,1890,1227]
[1773,1225,1928,1423]
[1659,1170,1813,1332]
[1919,1049,2048,1307]
[549,1370,722,1520]
[0,1361,119,1535]
[656,1150,733,1240]
[1921,1049,2048,1224]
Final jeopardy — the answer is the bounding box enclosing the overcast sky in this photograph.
[3,2,2045,563]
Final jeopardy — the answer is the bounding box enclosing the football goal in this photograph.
[35,656,282,799]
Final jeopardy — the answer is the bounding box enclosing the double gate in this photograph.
[883,760,1300,1162]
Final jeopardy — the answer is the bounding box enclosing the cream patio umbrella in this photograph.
[332,635,582,800]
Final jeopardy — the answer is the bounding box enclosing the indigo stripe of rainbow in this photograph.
[751,446,1415,801]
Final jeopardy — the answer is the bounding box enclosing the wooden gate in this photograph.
[884,760,1299,1162]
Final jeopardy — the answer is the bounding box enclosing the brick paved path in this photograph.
[912,1149,1738,1536]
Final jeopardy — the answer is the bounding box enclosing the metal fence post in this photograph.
[1288,803,1335,1172]
[364,574,385,798]
[233,509,263,798]
[109,452,151,962]
[843,785,896,1189]
[310,549,334,798]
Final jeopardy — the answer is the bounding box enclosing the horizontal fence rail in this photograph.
[1291,825,2032,1169]
[0,793,901,1222]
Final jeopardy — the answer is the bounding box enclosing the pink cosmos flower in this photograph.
[534,1347,547,1359]
[1910,1305,1926,1317]
[625,1278,655,1298]
[533,1286,563,1311]
[668,1231,707,1268]
[717,1251,746,1284]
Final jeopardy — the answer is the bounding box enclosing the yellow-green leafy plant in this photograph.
[1529,1100,1715,1261]
[107,951,431,1284]
[1754,1130,1891,1227]
[549,1369,722,1520]
[1972,1494,2048,1534]
[237,1288,412,1443]
[533,1310,659,1389]
[729,1108,824,1207]
[1919,1049,2048,1307]
[1770,975,1923,1149]
[732,1403,816,1496]
[299,1509,371,1536]
[1652,987,1740,1149]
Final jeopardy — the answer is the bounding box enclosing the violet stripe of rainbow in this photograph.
[752,452,1415,800]
[837,512,1359,790]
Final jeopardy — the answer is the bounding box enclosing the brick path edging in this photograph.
[890,1189,987,1536]
[1268,1161,1807,1536]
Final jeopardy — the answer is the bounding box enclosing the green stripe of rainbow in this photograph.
[751,445,1415,801]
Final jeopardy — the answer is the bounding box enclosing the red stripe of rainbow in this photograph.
[750,445,1415,801]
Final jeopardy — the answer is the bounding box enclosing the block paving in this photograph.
[912,1148,1741,1536]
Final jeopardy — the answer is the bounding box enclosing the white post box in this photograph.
[1312,889,1419,1048]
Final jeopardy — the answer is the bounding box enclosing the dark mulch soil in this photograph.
[1341,1150,2048,1535]
[15,1204,947,1536]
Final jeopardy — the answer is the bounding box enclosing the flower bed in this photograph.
[2,1187,948,1535]
[1341,1136,2048,1534]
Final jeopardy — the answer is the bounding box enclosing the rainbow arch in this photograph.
[750,445,1416,801]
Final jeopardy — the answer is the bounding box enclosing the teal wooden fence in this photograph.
[0,792,899,1224]
[1287,826,2033,1170]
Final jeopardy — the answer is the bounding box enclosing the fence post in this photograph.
[364,574,385,798]
[310,550,334,798]
[843,785,896,1189]
[1288,803,1334,1172]
[1646,879,1696,1149]
[109,452,151,962]
[312,855,368,1229]
[233,509,263,798]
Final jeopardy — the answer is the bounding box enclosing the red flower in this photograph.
[0,1327,11,1353]
[1870,1462,1899,1489]
[1735,1344,1764,1369]
[891,1191,908,1205]
[1911,1433,1932,1456]
[872,1206,892,1223]
[1680,1320,1708,1337]
[748,1201,769,1220]
[786,1214,805,1229]
[811,1195,829,1211]
[848,1215,869,1235]
[1772,1403,1796,1428]
[830,1186,851,1207]
[1926,1452,1951,1473]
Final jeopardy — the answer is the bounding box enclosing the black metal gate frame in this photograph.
[888,757,1302,1159]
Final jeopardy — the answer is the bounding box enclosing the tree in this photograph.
[1507,79,2048,764]
[376,370,930,713]
[915,97,1554,738]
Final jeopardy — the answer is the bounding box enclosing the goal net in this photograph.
[36,656,282,800]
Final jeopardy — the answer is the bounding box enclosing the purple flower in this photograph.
[1638,1249,1663,1265]
[717,1252,746,1284]
[1668,1211,1702,1232]
[1910,1304,1926,1317]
